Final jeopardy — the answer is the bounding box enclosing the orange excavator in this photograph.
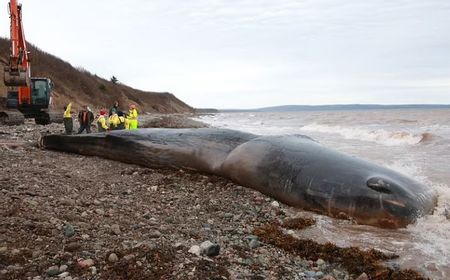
[0,0,61,125]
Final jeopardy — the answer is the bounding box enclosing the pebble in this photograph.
[95,209,105,215]
[223,213,233,219]
[320,276,337,280]
[111,224,121,235]
[271,201,280,207]
[316,258,325,266]
[173,242,183,249]
[249,239,261,249]
[60,198,75,206]
[444,205,450,219]
[11,249,20,255]
[47,265,60,277]
[142,211,151,219]
[246,235,259,241]
[65,242,81,252]
[108,253,119,263]
[148,230,162,238]
[200,241,220,257]
[78,258,95,268]
[123,254,135,261]
[59,264,68,272]
[63,224,75,238]
[356,273,369,280]
[188,245,201,256]
[58,272,70,278]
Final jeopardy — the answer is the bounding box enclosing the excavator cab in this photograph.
[30,78,52,107]
[6,78,52,109]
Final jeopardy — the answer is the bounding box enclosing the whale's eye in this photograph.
[367,177,392,194]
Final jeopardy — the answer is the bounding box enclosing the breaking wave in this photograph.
[301,124,432,146]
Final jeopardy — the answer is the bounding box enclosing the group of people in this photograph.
[63,101,139,135]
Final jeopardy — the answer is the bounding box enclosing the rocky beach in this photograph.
[0,115,428,280]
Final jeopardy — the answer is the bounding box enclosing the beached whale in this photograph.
[40,128,437,228]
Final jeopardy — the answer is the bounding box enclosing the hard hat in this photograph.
[130,104,136,109]
[100,109,107,115]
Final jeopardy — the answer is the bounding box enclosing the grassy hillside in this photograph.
[0,38,194,113]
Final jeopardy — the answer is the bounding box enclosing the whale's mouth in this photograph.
[384,199,406,208]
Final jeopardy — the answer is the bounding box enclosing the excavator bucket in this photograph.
[4,66,29,87]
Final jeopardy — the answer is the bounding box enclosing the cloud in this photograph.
[1,0,449,108]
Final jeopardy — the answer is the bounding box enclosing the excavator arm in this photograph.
[4,0,30,87]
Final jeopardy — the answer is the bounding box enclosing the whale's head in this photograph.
[291,145,438,228]
[232,136,437,228]
[323,173,438,228]
[221,135,438,228]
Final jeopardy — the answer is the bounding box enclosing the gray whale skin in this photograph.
[40,128,437,228]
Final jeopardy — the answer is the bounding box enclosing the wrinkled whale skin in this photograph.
[41,128,437,228]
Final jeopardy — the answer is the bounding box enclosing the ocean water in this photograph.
[196,109,450,279]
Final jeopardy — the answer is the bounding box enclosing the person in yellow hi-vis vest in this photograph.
[127,104,138,130]
[117,112,126,130]
[97,109,109,132]
[63,102,73,134]
[109,112,119,130]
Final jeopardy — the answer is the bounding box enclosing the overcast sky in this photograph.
[1,0,450,109]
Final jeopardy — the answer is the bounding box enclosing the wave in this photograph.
[301,124,432,146]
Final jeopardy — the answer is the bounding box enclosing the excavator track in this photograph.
[0,110,25,125]
[35,111,64,125]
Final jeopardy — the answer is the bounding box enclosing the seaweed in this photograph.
[253,219,428,280]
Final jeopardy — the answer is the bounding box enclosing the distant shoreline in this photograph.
[217,104,450,113]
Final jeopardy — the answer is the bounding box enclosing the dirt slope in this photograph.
[0,38,194,113]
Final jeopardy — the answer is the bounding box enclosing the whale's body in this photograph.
[40,128,437,228]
